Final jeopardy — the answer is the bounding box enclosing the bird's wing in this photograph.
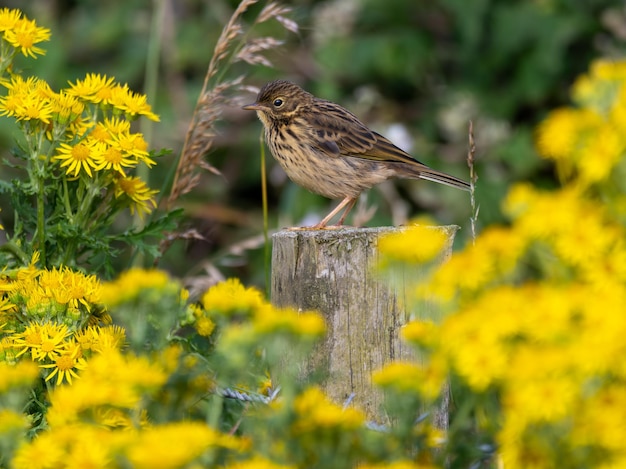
[309,100,428,166]
[309,101,470,191]
[308,100,378,156]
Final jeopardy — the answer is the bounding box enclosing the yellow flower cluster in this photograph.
[378,220,450,266]
[292,387,365,433]
[376,59,626,468]
[100,267,173,306]
[0,8,50,61]
[0,261,127,386]
[0,8,160,219]
[9,349,245,469]
[201,278,325,339]
[536,59,626,185]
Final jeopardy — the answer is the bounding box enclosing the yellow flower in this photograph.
[102,116,131,135]
[379,222,449,266]
[74,325,126,355]
[100,268,171,306]
[293,387,365,432]
[66,73,115,103]
[503,375,578,425]
[107,85,160,121]
[535,107,587,161]
[54,140,101,178]
[46,349,167,427]
[373,359,447,400]
[41,341,87,385]
[202,278,264,316]
[107,130,152,161]
[224,457,296,469]
[360,462,437,469]
[32,323,71,361]
[11,322,44,359]
[0,8,22,33]
[0,360,39,393]
[577,124,624,184]
[126,423,242,469]
[2,16,50,58]
[93,143,136,174]
[0,76,53,123]
[402,320,439,348]
[49,90,84,124]
[253,304,325,338]
[0,408,28,434]
[113,176,158,216]
[195,315,216,337]
[10,429,66,469]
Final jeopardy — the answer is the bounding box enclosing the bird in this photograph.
[243,80,470,229]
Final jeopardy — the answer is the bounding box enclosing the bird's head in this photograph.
[243,80,312,125]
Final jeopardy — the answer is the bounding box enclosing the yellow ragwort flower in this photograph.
[100,268,170,306]
[113,176,158,216]
[126,423,242,468]
[54,140,101,178]
[0,76,53,123]
[107,84,160,121]
[0,8,22,33]
[2,16,50,58]
[201,278,264,316]
[93,144,136,175]
[41,341,87,386]
[66,73,115,103]
[378,220,449,265]
[292,387,365,432]
[0,360,39,393]
[224,457,296,469]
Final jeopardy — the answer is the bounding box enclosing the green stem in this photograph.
[24,125,47,266]
[36,177,46,265]
[260,130,270,297]
[132,0,166,266]
[0,240,30,265]
[61,177,74,222]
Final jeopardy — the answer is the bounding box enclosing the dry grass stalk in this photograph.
[467,120,479,243]
[168,0,298,207]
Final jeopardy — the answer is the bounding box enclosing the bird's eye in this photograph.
[273,98,284,108]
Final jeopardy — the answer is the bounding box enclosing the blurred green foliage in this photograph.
[1,0,623,289]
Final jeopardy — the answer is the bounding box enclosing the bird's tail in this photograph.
[417,169,471,191]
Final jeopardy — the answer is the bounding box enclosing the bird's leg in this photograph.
[336,197,357,226]
[313,196,357,229]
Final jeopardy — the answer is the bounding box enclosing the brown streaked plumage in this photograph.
[243,80,470,229]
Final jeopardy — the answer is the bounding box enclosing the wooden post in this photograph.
[271,226,457,427]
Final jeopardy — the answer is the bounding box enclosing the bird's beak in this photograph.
[242,102,265,111]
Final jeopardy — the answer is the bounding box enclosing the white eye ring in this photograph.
[273,98,284,107]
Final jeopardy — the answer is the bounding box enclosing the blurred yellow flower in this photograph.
[0,360,39,393]
[202,278,264,316]
[379,223,448,265]
[0,8,21,32]
[126,423,242,469]
[223,457,296,469]
[293,387,365,432]
[373,360,447,400]
[100,268,170,306]
[253,305,325,338]
[113,176,158,216]
[46,349,167,427]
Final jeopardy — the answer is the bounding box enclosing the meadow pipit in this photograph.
[243,80,470,228]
